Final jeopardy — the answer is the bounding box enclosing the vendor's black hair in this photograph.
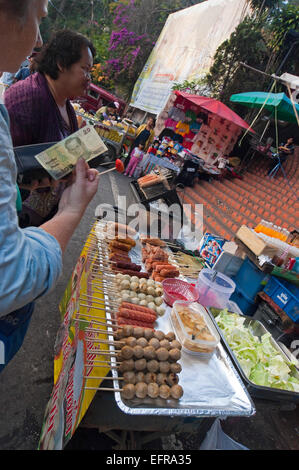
[36,29,96,80]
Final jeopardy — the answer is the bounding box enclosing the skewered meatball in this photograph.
[136,337,148,348]
[135,382,148,399]
[148,382,159,399]
[149,338,160,350]
[144,329,154,340]
[116,352,123,362]
[170,340,182,350]
[115,329,124,340]
[156,347,169,362]
[154,330,165,341]
[123,325,134,337]
[165,332,176,342]
[123,371,136,384]
[156,373,167,385]
[133,327,144,338]
[121,384,135,400]
[170,384,184,400]
[121,346,134,360]
[159,361,170,374]
[169,348,181,362]
[147,360,159,373]
[159,339,171,350]
[159,384,170,399]
[145,372,157,384]
[119,359,135,373]
[143,346,156,360]
[170,362,182,374]
[133,345,144,359]
[135,371,145,383]
[135,358,147,371]
[166,373,179,386]
[125,336,137,348]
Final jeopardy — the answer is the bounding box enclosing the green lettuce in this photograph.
[215,309,299,393]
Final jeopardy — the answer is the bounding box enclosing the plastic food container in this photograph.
[162,279,199,307]
[196,269,236,309]
[170,301,220,356]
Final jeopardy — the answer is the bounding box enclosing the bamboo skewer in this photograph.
[79,297,118,308]
[77,312,115,322]
[83,327,118,336]
[85,362,120,368]
[86,349,121,355]
[87,339,125,346]
[74,318,118,330]
[84,376,124,381]
[84,387,122,392]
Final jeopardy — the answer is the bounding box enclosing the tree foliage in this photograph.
[206,2,299,107]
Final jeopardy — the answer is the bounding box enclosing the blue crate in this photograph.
[232,257,269,300]
[230,286,257,317]
[264,276,299,323]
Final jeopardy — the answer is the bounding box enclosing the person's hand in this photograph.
[57,158,100,218]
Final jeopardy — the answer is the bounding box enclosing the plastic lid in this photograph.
[198,269,236,293]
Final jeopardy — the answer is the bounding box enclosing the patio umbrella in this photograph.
[230,92,299,124]
[174,91,254,132]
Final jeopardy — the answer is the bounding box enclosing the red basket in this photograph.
[162,279,199,307]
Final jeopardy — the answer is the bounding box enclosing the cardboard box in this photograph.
[236,225,278,258]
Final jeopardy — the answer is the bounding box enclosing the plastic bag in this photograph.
[200,419,249,450]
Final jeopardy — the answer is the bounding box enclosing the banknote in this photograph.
[34,125,108,180]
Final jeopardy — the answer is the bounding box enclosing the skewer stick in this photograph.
[83,327,118,336]
[80,294,119,305]
[84,387,122,392]
[86,349,121,355]
[77,312,115,321]
[74,317,118,329]
[84,376,124,381]
[79,297,118,308]
[87,339,125,346]
[78,308,119,324]
[85,361,120,367]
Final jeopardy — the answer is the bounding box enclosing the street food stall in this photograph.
[155,91,254,169]
[38,207,299,450]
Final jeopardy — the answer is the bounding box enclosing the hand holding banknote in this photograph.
[35,125,108,180]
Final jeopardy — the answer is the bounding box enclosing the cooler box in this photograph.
[232,257,269,299]
[230,286,257,317]
[263,277,299,323]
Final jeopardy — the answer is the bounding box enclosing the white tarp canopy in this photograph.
[130,0,251,115]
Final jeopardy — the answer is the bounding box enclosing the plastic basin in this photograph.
[162,279,199,307]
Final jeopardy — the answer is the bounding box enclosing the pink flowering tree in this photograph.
[103,1,154,97]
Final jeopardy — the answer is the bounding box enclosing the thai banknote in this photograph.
[34,125,108,180]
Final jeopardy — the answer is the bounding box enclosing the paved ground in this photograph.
[0,170,298,451]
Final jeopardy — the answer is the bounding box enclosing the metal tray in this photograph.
[95,223,255,417]
[207,307,299,403]
[106,308,255,417]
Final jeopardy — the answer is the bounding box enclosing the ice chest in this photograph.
[263,276,299,323]
[232,257,269,299]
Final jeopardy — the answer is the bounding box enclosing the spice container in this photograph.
[170,301,220,356]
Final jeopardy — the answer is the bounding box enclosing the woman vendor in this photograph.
[95,101,119,121]
[0,0,100,372]
[4,29,96,227]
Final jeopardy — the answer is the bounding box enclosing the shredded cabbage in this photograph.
[215,310,299,392]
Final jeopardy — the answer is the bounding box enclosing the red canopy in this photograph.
[175,91,254,132]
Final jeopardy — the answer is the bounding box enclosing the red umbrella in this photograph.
[175,91,254,132]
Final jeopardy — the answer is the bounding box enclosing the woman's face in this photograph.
[0,0,48,73]
[147,118,154,129]
[58,47,94,99]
